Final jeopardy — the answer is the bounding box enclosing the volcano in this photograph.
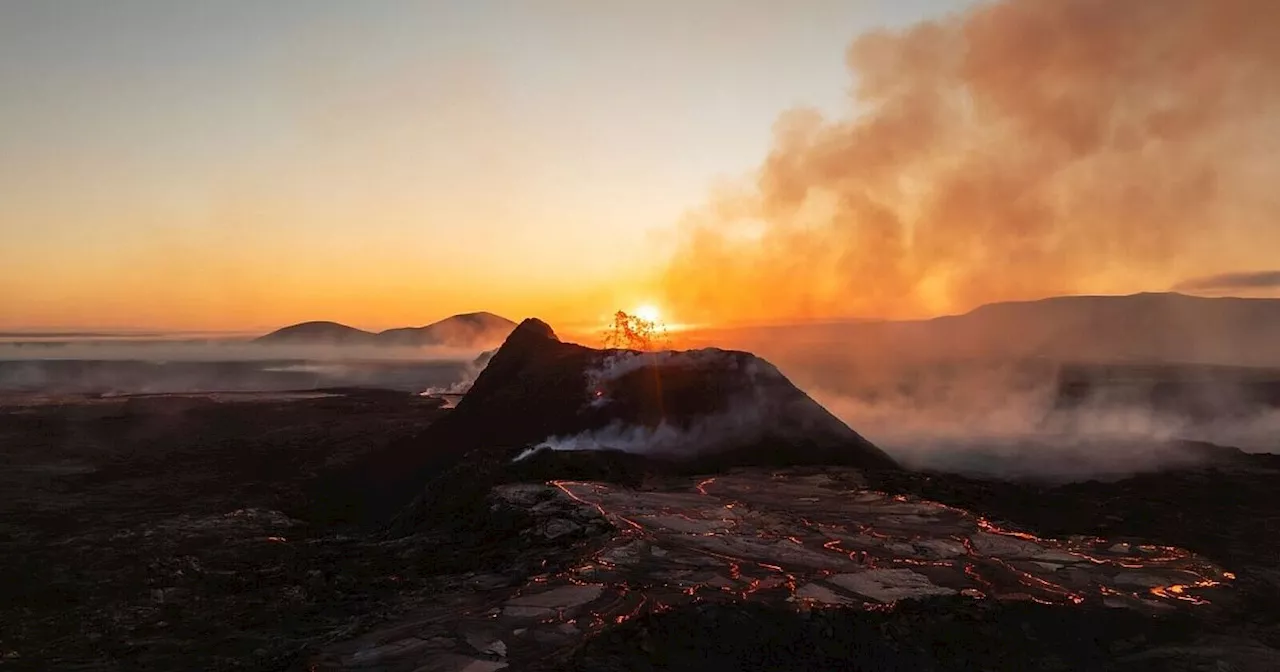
[322,318,897,529]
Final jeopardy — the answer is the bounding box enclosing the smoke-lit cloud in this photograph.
[1175,270,1280,293]
[662,0,1280,324]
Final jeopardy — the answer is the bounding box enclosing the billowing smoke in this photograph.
[662,0,1280,324]
[650,0,1280,481]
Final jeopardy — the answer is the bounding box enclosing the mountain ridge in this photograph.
[698,292,1280,370]
[255,312,517,349]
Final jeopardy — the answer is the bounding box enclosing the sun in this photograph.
[633,304,662,323]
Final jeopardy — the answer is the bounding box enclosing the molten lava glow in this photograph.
[520,474,1234,651]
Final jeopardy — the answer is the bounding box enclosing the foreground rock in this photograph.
[310,469,1247,671]
[4,389,1278,670]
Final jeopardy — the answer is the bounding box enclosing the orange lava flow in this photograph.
[976,518,1045,542]
[1150,578,1221,605]
[552,480,644,531]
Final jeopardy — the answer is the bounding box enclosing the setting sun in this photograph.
[633,304,662,323]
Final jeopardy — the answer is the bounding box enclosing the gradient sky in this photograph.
[0,0,970,331]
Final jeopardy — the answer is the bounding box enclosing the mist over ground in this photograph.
[0,339,483,395]
[751,342,1280,481]
[8,300,1280,484]
[807,361,1280,478]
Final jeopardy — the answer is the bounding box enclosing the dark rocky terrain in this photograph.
[3,319,1279,670]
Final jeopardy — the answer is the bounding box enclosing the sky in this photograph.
[3,0,1277,333]
[0,0,958,331]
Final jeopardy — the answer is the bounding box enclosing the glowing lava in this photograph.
[310,470,1241,672]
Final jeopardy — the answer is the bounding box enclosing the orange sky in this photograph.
[0,1,889,331]
[3,1,1277,333]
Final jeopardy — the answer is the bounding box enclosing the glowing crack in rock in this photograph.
[310,469,1234,671]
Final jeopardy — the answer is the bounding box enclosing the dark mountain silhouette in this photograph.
[725,293,1280,369]
[317,318,897,530]
[377,311,516,348]
[928,293,1280,364]
[255,312,516,349]
[254,321,376,346]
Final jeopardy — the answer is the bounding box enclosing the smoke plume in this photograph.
[662,0,1280,324]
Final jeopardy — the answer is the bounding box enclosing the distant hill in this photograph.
[713,293,1280,369]
[255,313,517,349]
[377,312,517,348]
[920,293,1280,365]
[255,321,376,346]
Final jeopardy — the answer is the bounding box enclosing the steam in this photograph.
[515,335,1280,480]
[655,0,1280,484]
[586,349,757,390]
[513,409,769,463]
[516,348,790,463]
[662,0,1280,324]
[0,341,482,362]
[419,350,496,396]
[0,340,484,395]
[800,362,1280,481]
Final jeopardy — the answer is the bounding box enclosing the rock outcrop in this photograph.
[326,318,896,530]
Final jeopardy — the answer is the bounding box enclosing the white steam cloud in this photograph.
[804,366,1280,482]
[518,343,1280,482]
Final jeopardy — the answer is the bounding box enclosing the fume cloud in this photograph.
[662,0,1280,324]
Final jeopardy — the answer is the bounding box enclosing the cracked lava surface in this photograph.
[313,469,1234,671]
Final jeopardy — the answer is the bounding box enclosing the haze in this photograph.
[3,0,1278,332]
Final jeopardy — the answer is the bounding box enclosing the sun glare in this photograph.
[633,304,662,323]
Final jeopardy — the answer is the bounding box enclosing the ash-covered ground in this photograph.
[3,321,1280,671]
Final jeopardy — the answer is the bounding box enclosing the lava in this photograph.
[552,480,644,532]
[489,472,1237,655]
[1150,578,1223,605]
[976,518,1044,543]
[306,467,1255,672]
